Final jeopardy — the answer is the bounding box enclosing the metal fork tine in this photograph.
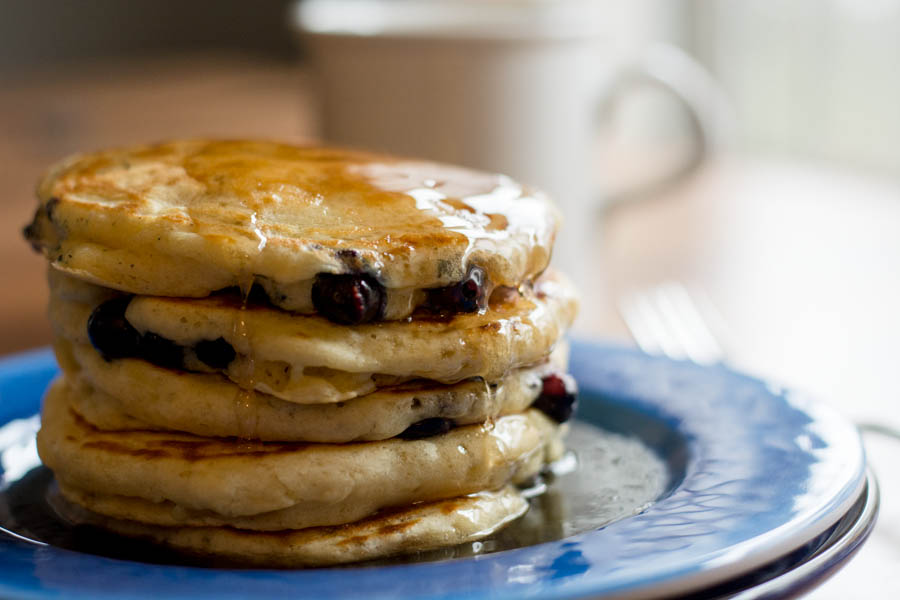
[651,283,705,363]
[622,284,900,446]
[690,287,731,357]
[617,294,661,356]
[655,283,724,365]
[619,282,726,365]
[619,291,687,360]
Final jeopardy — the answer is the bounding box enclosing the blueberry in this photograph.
[426,266,487,314]
[311,273,385,325]
[87,297,142,360]
[398,417,454,439]
[24,198,57,249]
[195,337,236,369]
[88,297,185,369]
[139,332,184,370]
[22,223,40,250]
[532,374,578,423]
[452,266,487,312]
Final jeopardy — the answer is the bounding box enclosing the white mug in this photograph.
[292,0,720,280]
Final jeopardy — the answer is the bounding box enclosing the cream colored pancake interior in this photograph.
[56,337,568,442]
[49,268,578,403]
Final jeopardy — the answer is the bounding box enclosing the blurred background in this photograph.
[1,1,899,595]
[7,1,900,171]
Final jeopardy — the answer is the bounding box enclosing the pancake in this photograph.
[48,268,578,404]
[27,138,580,565]
[56,338,570,442]
[53,486,528,567]
[26,140,559,321]
[38,377,563,530]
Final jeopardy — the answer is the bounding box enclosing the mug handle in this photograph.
[596,43,732,207]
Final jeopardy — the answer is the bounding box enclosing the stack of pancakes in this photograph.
[25,140,579,566]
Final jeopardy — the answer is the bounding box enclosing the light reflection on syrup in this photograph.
[249,212,267,252]
[351,159,557,287]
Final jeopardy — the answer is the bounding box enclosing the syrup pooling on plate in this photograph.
[29,141,559,321]
[0,420,669,567]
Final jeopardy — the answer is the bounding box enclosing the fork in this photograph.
[618,281,899,441]
[617,281,728,366]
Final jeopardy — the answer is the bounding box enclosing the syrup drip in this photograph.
[231,277,261,443]
[230,208,269,442]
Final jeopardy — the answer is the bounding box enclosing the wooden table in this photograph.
[2,55,898,597]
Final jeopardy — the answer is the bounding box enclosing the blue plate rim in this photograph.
[0,340,868,600]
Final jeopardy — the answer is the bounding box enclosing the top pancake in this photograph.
[27,140,558,319]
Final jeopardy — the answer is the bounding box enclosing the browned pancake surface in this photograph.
[28,140,558,318]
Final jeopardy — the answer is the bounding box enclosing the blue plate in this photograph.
[0,341,867,600]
